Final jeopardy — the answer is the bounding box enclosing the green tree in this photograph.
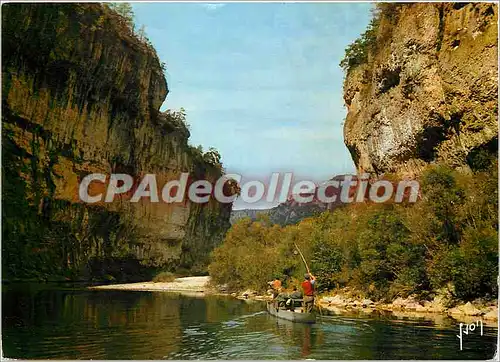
[136,24,147,41]
[421,165,465,244]
[108,2,135,30]
[208,218,282,291]
[208,160,498,302]
[203,147,222,167]
[339,4,403,73]
[339,8,380,72]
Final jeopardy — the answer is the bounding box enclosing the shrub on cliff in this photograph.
[340,7,380,73]
[340,4,403,73]
[105,3,157,54]
[108,2,135,30]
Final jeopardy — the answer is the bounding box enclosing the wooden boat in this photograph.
[266,300,316,323]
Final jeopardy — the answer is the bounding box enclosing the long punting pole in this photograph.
[294,242,310,275]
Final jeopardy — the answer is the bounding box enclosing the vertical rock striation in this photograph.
[343,3,498,176]
[2,3,232,280]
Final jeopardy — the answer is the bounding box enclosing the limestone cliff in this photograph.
[2,4,232,281]
[230,175,359,226]
[343,3,498,176]
[231,201,328,226]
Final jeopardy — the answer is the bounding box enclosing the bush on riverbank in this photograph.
[153,271,177,283]
[209,161,498,302]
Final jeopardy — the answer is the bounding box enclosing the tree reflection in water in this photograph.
[2,285,497,360]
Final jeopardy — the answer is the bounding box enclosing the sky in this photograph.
[131,2,374,209]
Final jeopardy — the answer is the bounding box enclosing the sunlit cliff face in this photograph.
[2,3,232,279]
[343,3,498,177]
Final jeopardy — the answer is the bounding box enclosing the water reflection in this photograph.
[268,318,320,358]
[2,285,497,360]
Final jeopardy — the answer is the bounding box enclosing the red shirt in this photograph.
[301,280,314,296]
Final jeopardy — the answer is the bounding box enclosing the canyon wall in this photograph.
[2,4,232,280]
[343,3,498,176]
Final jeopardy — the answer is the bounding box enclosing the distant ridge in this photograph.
[230,175,358,225]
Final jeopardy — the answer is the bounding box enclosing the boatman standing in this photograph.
[301,273,316,312]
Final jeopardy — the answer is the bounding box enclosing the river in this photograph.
[2,284,497,359]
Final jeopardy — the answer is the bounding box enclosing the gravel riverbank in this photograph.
[89,276,212,295]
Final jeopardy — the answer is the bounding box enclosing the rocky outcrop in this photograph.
[230,208,270,224]
[317,293,498,323]
[262,197,332,225]
[343,3,498,176]
[230,201,327,226]
[2,4,232,281]
[230,175,360,226]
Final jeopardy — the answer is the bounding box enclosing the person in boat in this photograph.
[275,292,291,309]
[272,278,282,291]
[285,286,303,311]
[268,278,282,299]
[290,286,302,299]
[301,273,316,313]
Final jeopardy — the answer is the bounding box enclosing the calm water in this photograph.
[2,284,497,360]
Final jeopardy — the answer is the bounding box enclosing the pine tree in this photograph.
[109,2,135,30]
[137,24,147,41]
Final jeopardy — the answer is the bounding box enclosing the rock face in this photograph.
[230,201,327,226]
[343,3,498,176]
[231,175,360,226]
[2,4,232,280]
[230,208,270,225]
